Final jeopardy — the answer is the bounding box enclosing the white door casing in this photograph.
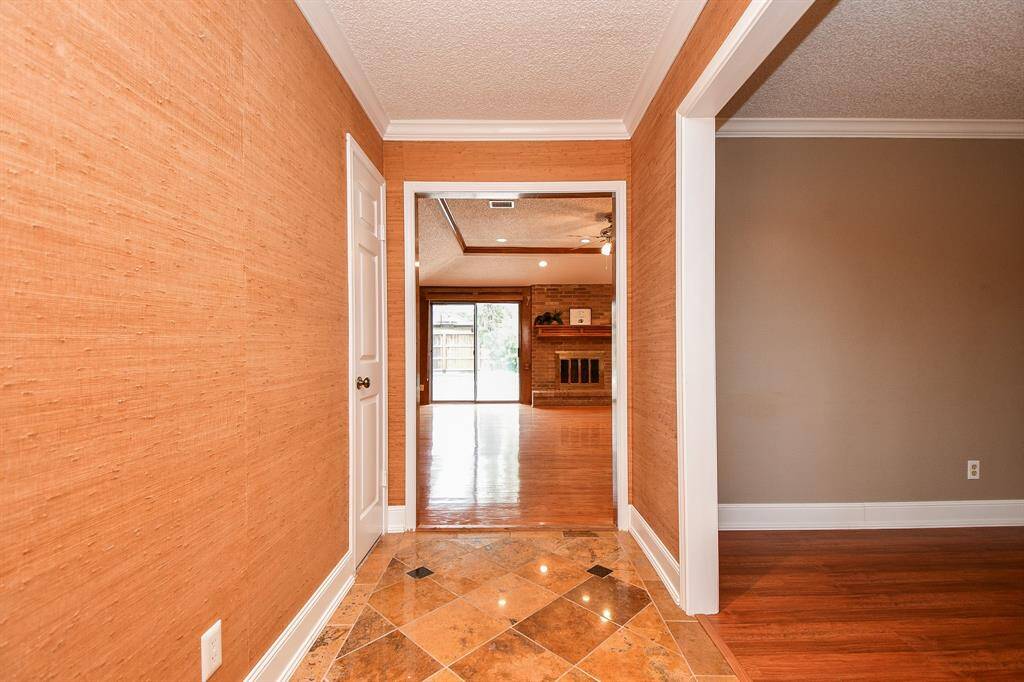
[347,134,386,565]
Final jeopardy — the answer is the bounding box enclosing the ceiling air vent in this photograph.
[488,200,515,209]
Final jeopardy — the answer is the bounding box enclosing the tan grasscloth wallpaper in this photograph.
[1,1,381,678]
[628,0,752,559]
[383,140,632,506]
[716,138,1024,503]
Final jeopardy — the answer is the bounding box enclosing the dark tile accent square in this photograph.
[563,530,598,538]
[587,564,613,578]
[407,566,434,579]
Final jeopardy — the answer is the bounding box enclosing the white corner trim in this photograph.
[716,117,1024,139]
[718,500,1024,531]
[628,505,681,606]
[387,506,408,533]
[678,0,813,118]
[245,552,354,682]
[623,0,708,134]
[294,0,389,135]
[384,119,629,141]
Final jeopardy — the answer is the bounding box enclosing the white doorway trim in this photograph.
[674,0,812,614]
[346,133,388,561]
[403,181,629,532]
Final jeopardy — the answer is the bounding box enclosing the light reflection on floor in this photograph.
[423,403,520,506]
[417,403,614,528]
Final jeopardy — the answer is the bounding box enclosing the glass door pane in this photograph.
[475,303,520,401]
[431,303,475,401]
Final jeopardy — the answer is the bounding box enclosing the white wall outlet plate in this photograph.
[201,620,222,682]
[967,460,980,480]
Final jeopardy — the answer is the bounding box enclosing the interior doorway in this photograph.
[404,182,629,531]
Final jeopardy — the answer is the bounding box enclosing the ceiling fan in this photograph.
[568,212,614,255]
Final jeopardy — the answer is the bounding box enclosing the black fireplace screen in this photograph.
[560,358,600,384]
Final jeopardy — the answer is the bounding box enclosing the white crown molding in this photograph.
[294,0,389,135]
[719,500,1024,531]
[623,0,709,134]
[717,117,1024,139]
[384,119,629,141]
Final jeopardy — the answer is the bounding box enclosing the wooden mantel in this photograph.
[534,324,612,338]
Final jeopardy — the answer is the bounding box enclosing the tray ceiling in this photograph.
[417,198,614,286]
[448,198,612,249]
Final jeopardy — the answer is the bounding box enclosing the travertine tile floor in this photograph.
[291,530,737,681]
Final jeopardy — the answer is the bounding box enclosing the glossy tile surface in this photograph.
[289,626,349,682]
[418,404,614,528]
[626,604,680,654]
[400,598,507,664]
[564,575,651,626]
[462,572,558,625]
[368,576,457,627]
[451,630,570,681]
[514,597,619,663]
[337,606,394,657]
[513,553,592,593]
[578,628,692,681]
[327,630,440,681]
[299,530,734,681]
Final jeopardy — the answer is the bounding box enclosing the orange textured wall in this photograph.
[383,141,631,505]
[628,0,750,558]
[0,1,382,679]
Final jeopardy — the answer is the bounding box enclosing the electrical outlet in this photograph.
[201,620,222,682]
[967,460,980,480]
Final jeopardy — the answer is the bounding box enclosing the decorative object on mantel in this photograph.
[534,310,564,325]
[569,308,592,326]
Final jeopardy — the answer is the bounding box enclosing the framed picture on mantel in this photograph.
[569,308,592,326]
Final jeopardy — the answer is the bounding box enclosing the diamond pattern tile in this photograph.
[291,531,736,681]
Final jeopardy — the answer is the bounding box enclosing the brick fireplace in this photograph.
[530,284,613,407]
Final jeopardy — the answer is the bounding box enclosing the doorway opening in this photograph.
[404,183,628,531]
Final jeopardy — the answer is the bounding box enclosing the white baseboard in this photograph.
[245,552,354,682]
[719,500,1024,530]
[387,505,407,533]
[628,505,681,605]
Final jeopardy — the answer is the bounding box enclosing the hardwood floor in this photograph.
[417,404,614,529]
[704,528,1024,681]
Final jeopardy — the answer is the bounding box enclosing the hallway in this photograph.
[291,530,736,681]
[417,404,614,529]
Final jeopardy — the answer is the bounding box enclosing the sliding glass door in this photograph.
[431,302,519,402]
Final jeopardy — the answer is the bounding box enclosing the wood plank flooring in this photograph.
[417,404,614,529]
[704,528,1024,681]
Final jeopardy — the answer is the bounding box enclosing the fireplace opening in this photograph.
[560,357,600,385]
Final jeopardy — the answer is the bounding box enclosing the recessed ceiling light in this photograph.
[580,238,591,244]
[414,260,420,268]
[496,237,508,243]
[538,260,548,268]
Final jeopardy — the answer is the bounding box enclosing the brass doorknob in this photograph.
[356,376,371,390]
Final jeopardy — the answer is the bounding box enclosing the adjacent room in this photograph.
[708,0,1024,678]
[415,194,619,529]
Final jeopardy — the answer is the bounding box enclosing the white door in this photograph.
[347,134,386,565]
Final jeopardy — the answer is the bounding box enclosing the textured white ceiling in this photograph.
[448,198,612,248]
[325,0,678,120]
[417,198,614,286]
[729,0,1024,119]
